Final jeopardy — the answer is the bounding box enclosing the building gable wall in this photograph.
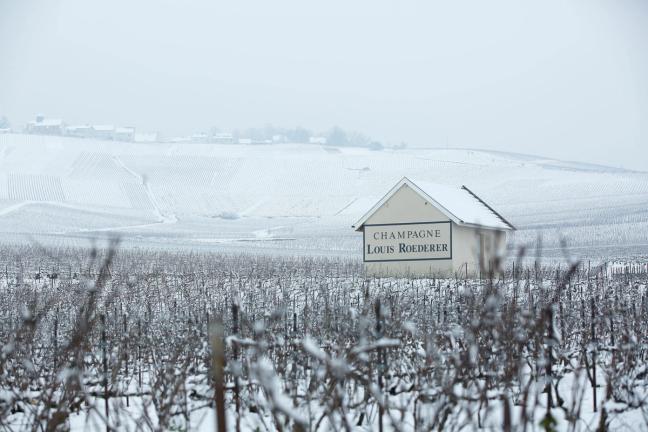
[363,183,455,276]
[364,183,449,225]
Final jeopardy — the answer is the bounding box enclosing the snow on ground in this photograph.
[1,133,647,259]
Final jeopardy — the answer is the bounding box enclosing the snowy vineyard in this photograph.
[1,243,648,431]
[607,261,648,276]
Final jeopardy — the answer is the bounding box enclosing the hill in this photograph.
[1,133,647,260]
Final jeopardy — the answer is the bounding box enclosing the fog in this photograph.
[1,0,647,170]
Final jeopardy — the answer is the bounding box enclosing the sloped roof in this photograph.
[352,177,515,231]
[30,119,63,126]
[92,125,115,131]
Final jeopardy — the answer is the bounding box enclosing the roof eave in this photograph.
[460,222,515,231]
[460,185,516,231]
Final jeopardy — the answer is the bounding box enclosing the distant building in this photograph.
[190,133,209,143]
[26,115,64,135]
[134,132,158,143]
[272,134,286,143]
[0,128,11,134]
[113,127,136,142]
[309,136,327,145]
[238,138,252,145]
[212,133,234,144]
[65,125,93,138]
[92,125,115,140]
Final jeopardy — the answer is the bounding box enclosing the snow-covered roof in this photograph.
[30,119,63,126]
[134,132,158,142]
[115,127,135,133]
[92,125,115,131]
[352,177,515,231]
[309,136,327,144]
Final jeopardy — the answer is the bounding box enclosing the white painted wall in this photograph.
[451,224,506,277]
[361,183,507,277]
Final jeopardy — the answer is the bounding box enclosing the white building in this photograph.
[212,133,234,144]
[92,125,115,140]
[65,125,93,138]
[26,115,64,135]
[309,136,327,145]
[190,133,209,143]
[352,177,515,277]
[113,127,136,142]
[272,134,286,143]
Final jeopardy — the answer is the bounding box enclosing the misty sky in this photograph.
[1,0,647,170]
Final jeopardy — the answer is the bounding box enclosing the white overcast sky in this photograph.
[1,0,647,170]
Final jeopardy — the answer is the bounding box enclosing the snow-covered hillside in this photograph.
[1,133,647,259]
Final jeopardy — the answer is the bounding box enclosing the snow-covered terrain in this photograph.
[2,249,647,431]
[1,133,647,258]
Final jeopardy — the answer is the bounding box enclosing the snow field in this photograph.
[1,133,648,258]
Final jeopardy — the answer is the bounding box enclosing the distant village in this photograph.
[0,114,399,150]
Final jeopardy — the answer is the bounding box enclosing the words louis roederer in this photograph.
[364,222,451,261]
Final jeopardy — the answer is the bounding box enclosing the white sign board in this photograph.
[363,221,452,262]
